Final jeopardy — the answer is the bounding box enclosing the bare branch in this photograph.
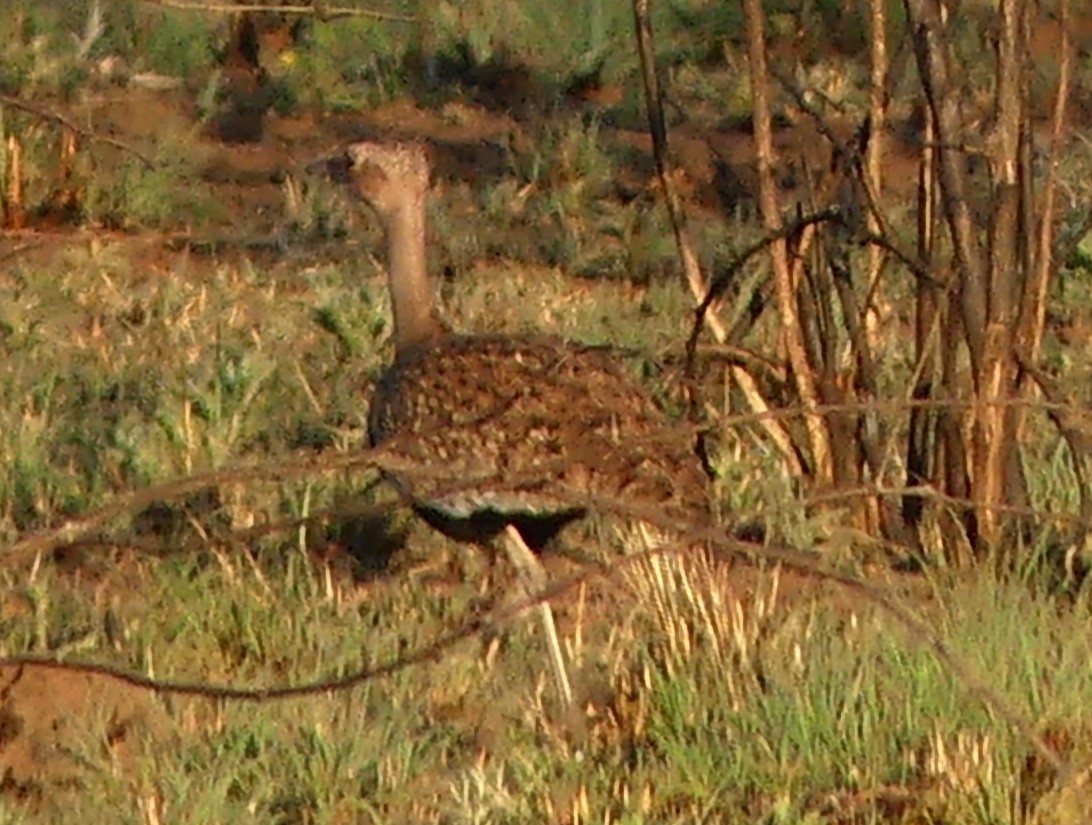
[0,94,156,169]
[138,0,415,22]
[742,0,832,481]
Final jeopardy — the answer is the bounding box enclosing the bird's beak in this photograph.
[304,151,353,183]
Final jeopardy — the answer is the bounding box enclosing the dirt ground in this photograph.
[0,662,169,806]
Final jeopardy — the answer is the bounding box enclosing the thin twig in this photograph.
[139,0,415,23]
[0,94,156,170]
[687,207,842,358]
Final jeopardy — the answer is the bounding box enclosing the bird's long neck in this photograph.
[384,190,444,350]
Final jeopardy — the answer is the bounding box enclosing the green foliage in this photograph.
[289,17,411,111]
[0,3,91,97]
[83,129,219,230]
[512,0,637,84]
[137,10,218,79]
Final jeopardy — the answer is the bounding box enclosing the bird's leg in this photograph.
[501,524,574,709]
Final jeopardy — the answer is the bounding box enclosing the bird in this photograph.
[306,139,712,709]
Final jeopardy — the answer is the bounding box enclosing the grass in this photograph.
[2,221,1089,821]
[3,520,1091,821]
[3,0,1092,822]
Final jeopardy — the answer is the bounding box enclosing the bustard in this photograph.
[308,140,711,708]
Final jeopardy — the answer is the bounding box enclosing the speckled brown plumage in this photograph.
[370,332,710,530]
[307,139,712,708]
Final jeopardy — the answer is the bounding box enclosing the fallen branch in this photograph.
[139,0,415,22]
[0,94,156,170]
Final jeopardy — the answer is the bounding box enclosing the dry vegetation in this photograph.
[3,0,1092,822]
